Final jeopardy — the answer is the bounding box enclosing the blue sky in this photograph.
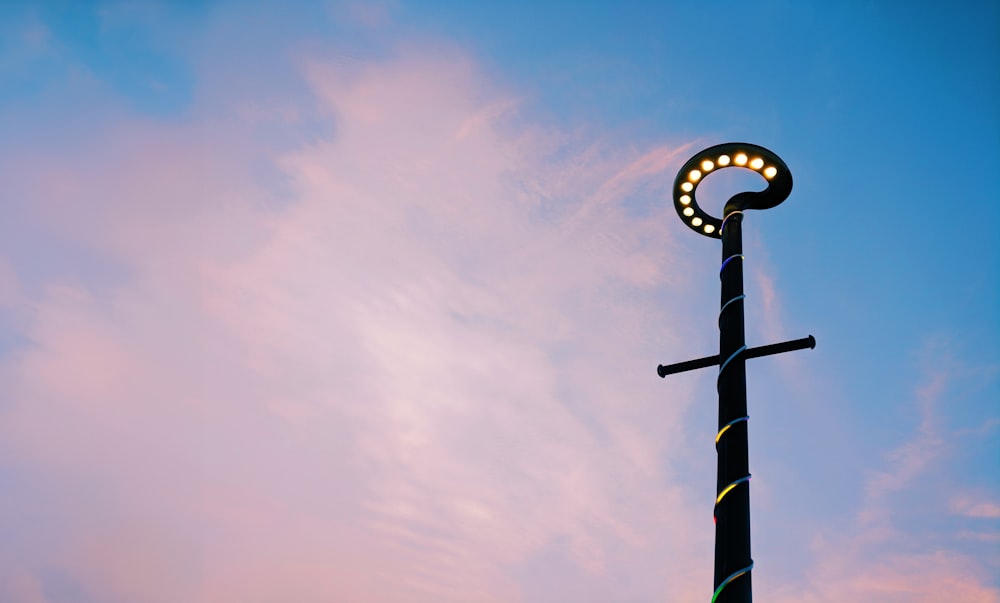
[0,1,997,602]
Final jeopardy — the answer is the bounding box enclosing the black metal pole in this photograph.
[714,211,752,603]
[663,143,806,602]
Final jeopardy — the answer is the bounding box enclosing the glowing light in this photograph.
[672,144,791,239]
[719,254,744,274]
[716,423,733,444]
[716,482,738,505]
[711,563,754,603]
[715,475,751,505]
[715,415,748,444]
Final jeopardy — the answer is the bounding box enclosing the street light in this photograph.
[659,143,814,603]
[672,142,792,239]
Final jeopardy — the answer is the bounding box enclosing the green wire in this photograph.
[710,562,753,603]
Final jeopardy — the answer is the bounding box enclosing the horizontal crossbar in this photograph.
[658,335,815,378]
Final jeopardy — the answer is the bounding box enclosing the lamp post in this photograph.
[658,143,814,603]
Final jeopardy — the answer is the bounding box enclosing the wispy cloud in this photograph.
[0,37,710,602]
[758,336,1000,602]
[950,497,1000,519]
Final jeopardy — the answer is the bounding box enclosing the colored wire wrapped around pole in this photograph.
[715,475,751,513]
[716,416,749,446]
[718,295,745,327]
[717,345,747,387]
[719,254,744,275]
[711,562,754,603]
[720,210,743,235]
[714,210,752,602]
[717,258,746,392]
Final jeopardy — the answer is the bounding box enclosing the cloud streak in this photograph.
[0,39,711,602]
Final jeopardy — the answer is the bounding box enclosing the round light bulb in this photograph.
[680,194,691,205]
[763,166,778,179]
[681,182,693,192]
[688,169,702,182]
[704,224,715,234]
[683,207,695,217]
[750,157,764,170]
[692,217,703,227]
[701,159,714,171]
[718,155,731,166]
[734,153,748,166]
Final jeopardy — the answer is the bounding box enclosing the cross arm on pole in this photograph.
[657,335,815,378]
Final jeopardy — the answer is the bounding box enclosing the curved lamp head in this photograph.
[672,142,792,239]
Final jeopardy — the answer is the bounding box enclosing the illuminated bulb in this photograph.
[680,194,691,205]
[704,224,715,234]
[750,157,764,170]
[683,207,695,217]
[734,153,748,166]
[688,169,702,182]
[681,182,693,192]
[763,166,778,179]
[701,159,714,171]
[718,155,731,166]
[692,217,703,226]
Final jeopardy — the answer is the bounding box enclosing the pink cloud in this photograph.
[752,336,1000,602]
[766,546,1000,603]
[0,43,715,602]
[951,497,1000,519]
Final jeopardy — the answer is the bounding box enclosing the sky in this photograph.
[0,1,997,602]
